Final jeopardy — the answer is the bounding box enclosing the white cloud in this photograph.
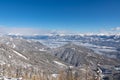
[0,27,42,35]
[0,26,70,35]
[111,27,120,31]
[1,26,120,36]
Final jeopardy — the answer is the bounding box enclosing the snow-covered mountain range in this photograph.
[0,33,120,79]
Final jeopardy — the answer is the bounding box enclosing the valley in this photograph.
[0,34,120,80]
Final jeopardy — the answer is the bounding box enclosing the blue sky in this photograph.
[0,0,120,34]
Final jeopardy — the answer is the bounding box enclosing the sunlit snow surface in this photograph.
[5,34,120,59]
[27,35,119,60]
[13,50,28,60]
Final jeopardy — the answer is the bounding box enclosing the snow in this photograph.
[0,76,22,80]
[69,66,74,68]
[51,74,59,78]
[80,68,86,72]
[39,48,46,51]
[6,42,10,45]
[12,43,16,48]
[13,50,27,60]
[10,38,13,41]
[9,55,11,58]
[65,53,69,58]
[8,33,23,36]
[79,42,117,52]
[0,61,6,65]
[27,40,31,43]
[96,48,117,52]
[1,48,5,51]
[78,50,83,53]
[53,61,67,67]
[71,48,75,50]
